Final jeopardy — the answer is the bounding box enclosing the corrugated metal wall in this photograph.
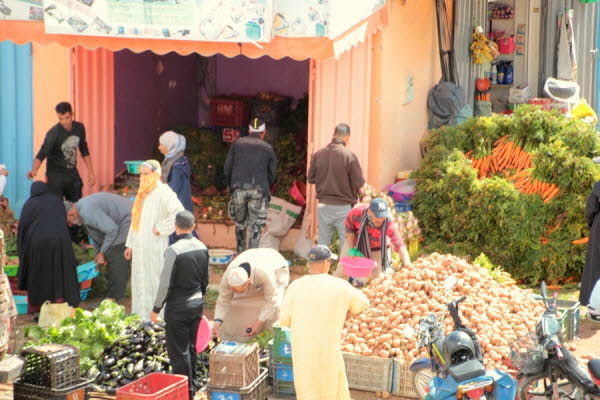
[305,38,372,237]
[541,0,598,104]
[0,41,33,217]
[454,0,487,108]
[71,47,115,195]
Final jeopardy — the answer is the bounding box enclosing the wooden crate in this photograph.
[342,352,393,393]
[209,341,259,388]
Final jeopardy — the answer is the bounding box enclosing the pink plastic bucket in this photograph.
[341,256,377,278]
[196,316,211,353]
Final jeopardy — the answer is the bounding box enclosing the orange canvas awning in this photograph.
[0,6,386,60]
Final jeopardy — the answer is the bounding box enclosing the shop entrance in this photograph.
[110,50,310,238]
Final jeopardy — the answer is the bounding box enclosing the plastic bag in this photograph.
[572,99,598,125]
[259,197,302,250]
[293,213,312,259]
[589,279,600,311]
[38,302,72,329]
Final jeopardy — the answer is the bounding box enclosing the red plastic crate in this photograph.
[116,373,188,400]
[210,97,249,127]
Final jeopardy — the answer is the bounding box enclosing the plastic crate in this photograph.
[4,264,17,277]
[77,261,99,283]
[207,367,267,400]
[272,325,292,364]
[21,344,80,389]
[8,276,17,292]
[14,295,27,314]
[209,341,259,388]
[342,352,393,393]
[80,288,91,301]
[270,362,295,398]
[557,300,580,341]
[116,373,188,400]
[407,239,419,259]
[395,202,412,213]
[13,378,90,400]
[391,358,419,398]
[210,97,249,127]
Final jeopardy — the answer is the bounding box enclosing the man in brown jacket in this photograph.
[308,123,365,249]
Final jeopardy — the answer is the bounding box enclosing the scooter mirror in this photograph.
[403,325,415,339]
[444,276,458,291]
[427,313,437,323]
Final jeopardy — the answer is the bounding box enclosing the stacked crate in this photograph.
[207,341,267,400]
[270,325,295,398]
[14,344,91,400]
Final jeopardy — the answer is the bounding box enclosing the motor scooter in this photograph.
[404,276,517,400]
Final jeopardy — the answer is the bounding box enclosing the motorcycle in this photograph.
[405,276,517,400]
[511,282,600,399]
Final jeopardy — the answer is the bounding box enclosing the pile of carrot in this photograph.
[507,170,560,203]
[466,136,533,179]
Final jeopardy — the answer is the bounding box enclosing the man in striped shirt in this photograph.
[335,198,411,283]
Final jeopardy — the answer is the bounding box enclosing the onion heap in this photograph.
[342,253,545,370]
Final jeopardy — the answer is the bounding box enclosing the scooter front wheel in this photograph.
[412,368,435,399]
[518,375,578,400]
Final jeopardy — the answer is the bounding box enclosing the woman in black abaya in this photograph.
[580,181,600,306]
[17,181,80,317]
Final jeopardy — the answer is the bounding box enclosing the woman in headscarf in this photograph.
[158,131,193,212]
[125,160,184,318]
[17,181,80,319]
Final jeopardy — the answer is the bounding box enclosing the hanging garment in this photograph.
[557,10,577,81]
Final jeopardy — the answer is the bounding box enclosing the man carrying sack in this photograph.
[212,248,289,342]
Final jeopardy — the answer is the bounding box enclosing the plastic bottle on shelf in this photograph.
[490,63,498,85]
[497,62,505,85]
[505,62,513,85]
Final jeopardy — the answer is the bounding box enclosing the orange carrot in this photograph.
[572,237,589,245]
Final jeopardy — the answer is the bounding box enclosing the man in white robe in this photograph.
[279,245,369,400]
[125,160,184,318]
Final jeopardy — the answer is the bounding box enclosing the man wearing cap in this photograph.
[308,123,365,249]
[66,192,132,304]
[212,248,289,342]
[279,245,369,400]
[150,211,208,400]
[224,117,278,253]
[125,160,184,318]
[337,198,411,283]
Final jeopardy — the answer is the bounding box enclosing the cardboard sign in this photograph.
[222,128,241,143]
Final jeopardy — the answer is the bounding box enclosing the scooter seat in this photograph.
[448,359,486,382]
[589,359,600,381]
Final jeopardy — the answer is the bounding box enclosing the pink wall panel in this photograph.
[71,47,115,195]
[306,38,373,237]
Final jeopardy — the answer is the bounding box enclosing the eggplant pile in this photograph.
[87,321,170,392]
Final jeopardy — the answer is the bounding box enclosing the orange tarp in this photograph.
[0,7,387,60]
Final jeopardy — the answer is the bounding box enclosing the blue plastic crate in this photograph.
[272,325,292,363]
[271,362,295,397]
[80,288,91,301]
[395,202,412,213]
[76,261,99,283]
[14,295,28,314]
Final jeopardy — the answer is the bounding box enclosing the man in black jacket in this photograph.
[308,123,365,249]
[151,211,208,399]
[224,117,277,253]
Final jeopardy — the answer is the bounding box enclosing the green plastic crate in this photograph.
[557,300,580,341]
[3,264,17,277]
[272,325,292,364]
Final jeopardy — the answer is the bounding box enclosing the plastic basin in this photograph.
[208,249,235,265]
[195,316,211,353]
[3,264,18,277]
[341,256,377,278]
[124,161,144,175]
[13,295,28,314]
[388,179,416,202]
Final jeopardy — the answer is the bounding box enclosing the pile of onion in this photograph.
[342,253,545,370]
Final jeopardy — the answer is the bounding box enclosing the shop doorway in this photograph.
[111,49,310,221]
